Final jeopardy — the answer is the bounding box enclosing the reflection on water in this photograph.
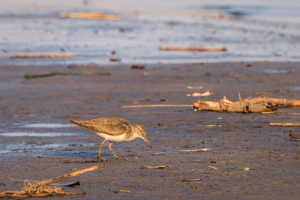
[0,132,80,137]
[22,123,69,128]
[263,69,294,73]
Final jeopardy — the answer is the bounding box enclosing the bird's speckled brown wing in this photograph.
[70,118,132,136]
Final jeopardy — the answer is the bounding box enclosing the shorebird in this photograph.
[70,117,151,160]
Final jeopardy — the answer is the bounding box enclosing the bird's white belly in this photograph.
[96,132,126,142]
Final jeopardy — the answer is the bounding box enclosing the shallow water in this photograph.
[0,0,299,65]
[21,123,70,128]
[0,132,80,137]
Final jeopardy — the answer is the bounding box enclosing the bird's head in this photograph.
[132,124,151,148]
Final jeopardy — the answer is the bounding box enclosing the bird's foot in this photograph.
[95,155,109,161]
[116,157,130,161]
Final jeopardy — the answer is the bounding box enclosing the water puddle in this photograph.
[0,132,80,137]
[263,69,294,74]
[21,123,70,128]
[293,86,300,91]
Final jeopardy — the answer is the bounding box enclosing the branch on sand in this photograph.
[160,47,227,52]
[193,95,278,113]
[25,72,111,80]
[0,165,98,199]
[10,54,72,59]
[270,123,300,127]
[122,104,191,108]
[59,13,121,21]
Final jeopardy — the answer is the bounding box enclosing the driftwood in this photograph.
[141,165,166,169]
[187,91,212,97]
[179,148,210,152]
[59,13,121,21]
[24,72,111,80]
[270,123,300,127]
[193,96,278,113]
[159,47,227,52]
[0,165,98,199]
[241,97,300,107]
[122,104,191,108]
[10,54,72,59]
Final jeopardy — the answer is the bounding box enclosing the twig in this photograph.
[179,148,210,152]
[141,165,166,169]
[59,13,121,21]
[25,72,111,80]
[122,104,191,108]
[290,139,300,141]
[10,54,72,59]
[198,125,221,127]
[160,47,227,52]
[209,166,217,170]
[270,123,300,127]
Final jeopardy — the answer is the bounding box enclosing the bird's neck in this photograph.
[126,126,139,141]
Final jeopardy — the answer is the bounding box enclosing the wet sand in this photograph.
[0,62,299,199]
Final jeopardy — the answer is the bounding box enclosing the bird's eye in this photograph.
[139,130,143,134]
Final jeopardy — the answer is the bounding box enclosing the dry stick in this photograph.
[141,165,166,169]
[0,165,98,199]
[59,13,121,21]
[10,54,72,59]
[122,104,191,108]
[24,72,111,80]
[243,97,300,107]
[160,47,227,52]
[36,165,99,188]
[179,148,210,152]
[193,100,276,113]
[291,139,300,141]
[270,123,300,127]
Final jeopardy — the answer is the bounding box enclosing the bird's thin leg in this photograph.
[108,142,129,160]
[96,139,107,160]
[108,142,118,158]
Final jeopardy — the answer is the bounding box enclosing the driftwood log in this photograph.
[159,47,227,52]
[59,13,121,21]
[241,97,300,107]
[0,165,98,199]
[193,96,278,113]
[10,54,72,59]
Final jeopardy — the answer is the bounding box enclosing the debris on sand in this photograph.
[122,104,191,108]
[181,178,201,182]
[179,148,210,152]
[0,165,98,199]
[10,54,72,59]
[160,47,227,52]
[187,86,203,89]
[241,168,254,171]
[109,57,120,62]
[141,165,166,169]
[198,125,221,127]
[59,13,121,21]
[193,95,278,113]
[114,190,130,193]
[209,166,217,170]
[187,91,212,97]
[270,123,300,127]
[24,72,111,80]
[131,65,145,70]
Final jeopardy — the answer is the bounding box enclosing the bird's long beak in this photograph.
[142,136,152,148]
